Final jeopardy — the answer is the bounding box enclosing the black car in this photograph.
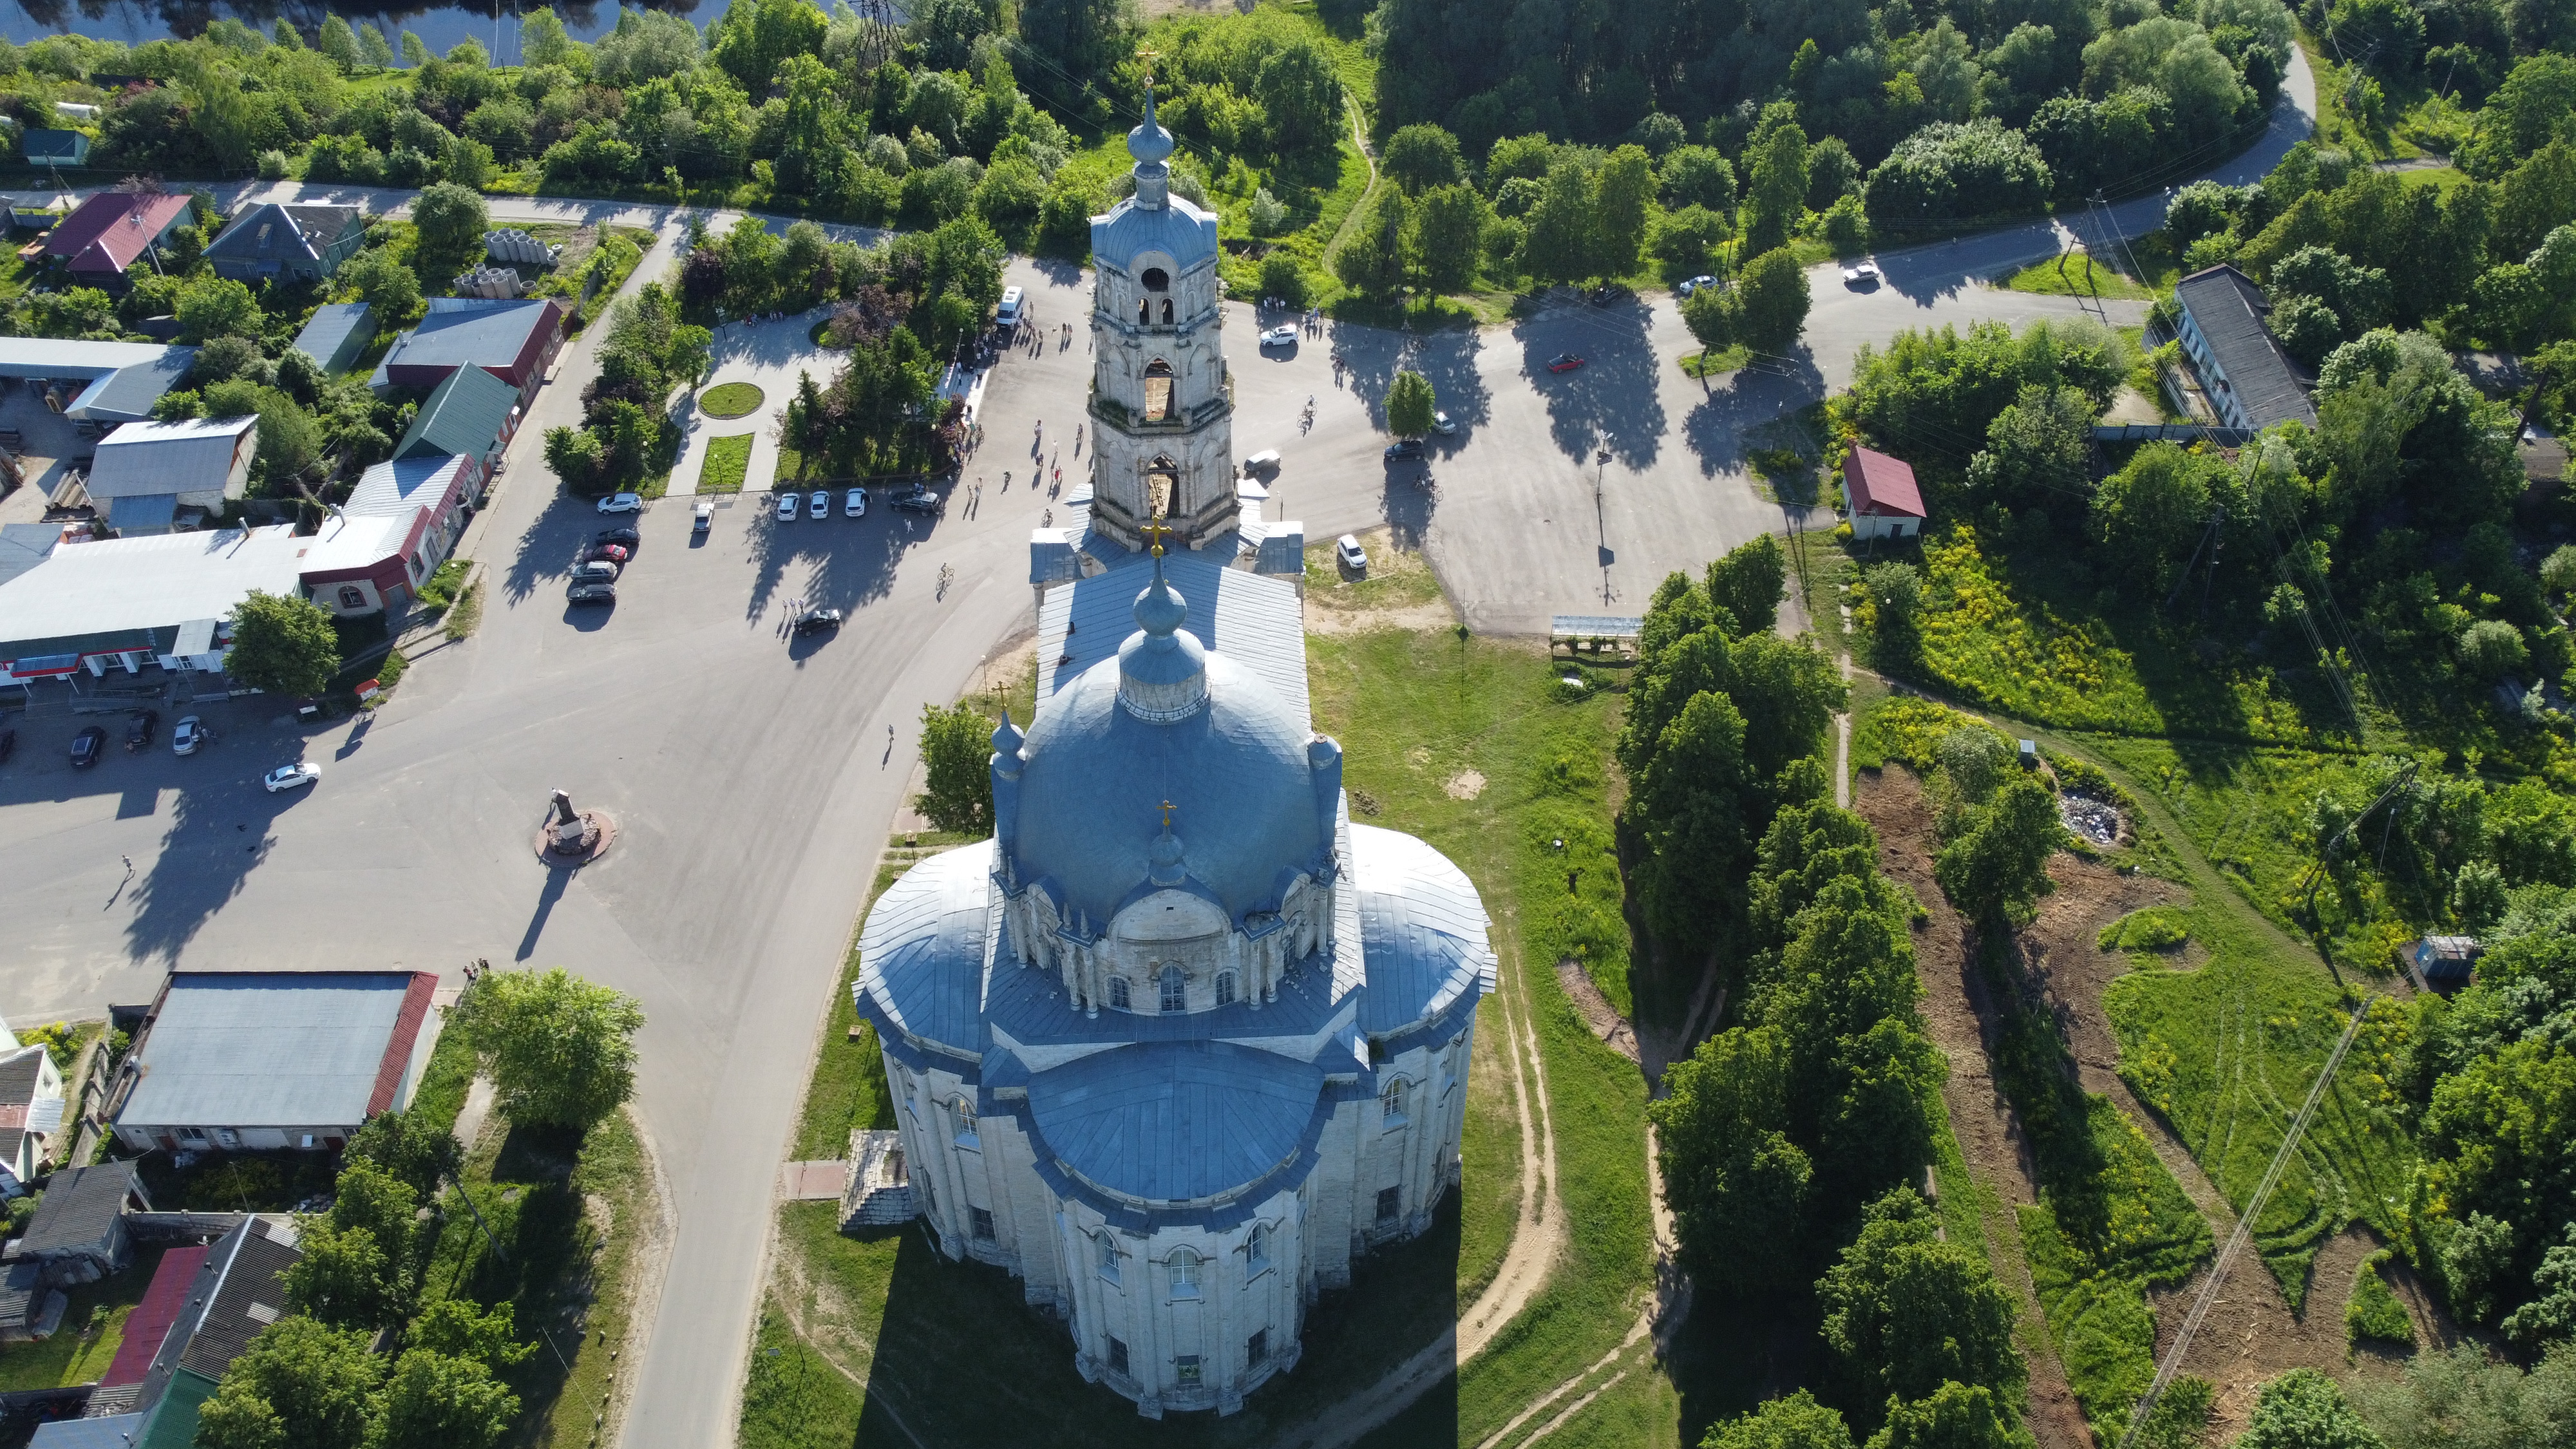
[568,583,618,606]
[125,710,158,752]
[594,526,641,548]
[890,488,943,514]
[70,725,106,767]
[1383,439,1424,462]
[793,608,846,634]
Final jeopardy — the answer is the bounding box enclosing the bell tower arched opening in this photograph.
[1143,361,1173,423]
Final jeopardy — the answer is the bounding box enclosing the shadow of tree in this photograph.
[1508,297,1668,468]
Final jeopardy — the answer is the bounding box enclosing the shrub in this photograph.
[2099,907,2190,952]
[2347,1249,2416,1345]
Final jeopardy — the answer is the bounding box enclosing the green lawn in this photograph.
[701,383,765,421]
[1678,345,1754,379]
[2002,254,2159,302]
[0,1264,153,1390]
[697,433,754,495]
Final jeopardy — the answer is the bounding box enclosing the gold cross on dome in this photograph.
[1136,46,1162,86]
[1160,799,1176,829]
[1141,518,1175,556]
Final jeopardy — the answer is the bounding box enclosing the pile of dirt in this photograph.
[1554,957,1639,1063]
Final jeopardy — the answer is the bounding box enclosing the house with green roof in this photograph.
[393,362,519,491]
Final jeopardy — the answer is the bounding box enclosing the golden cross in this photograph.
[1160,799,1175,829]
[1136,45,1161,85]
[1141,518,1174,556]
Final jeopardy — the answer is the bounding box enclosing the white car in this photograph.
[1242,449,1282,475]
[597,492,643,514]
[776,492,800,522]
[1335,533,1367,573]
[173,715,204,756]
[263,762,321,793]
[1258,325,1297,347]
[845,488,867,517]
[1433,411,1457,435]
[1676,274,1718,298]
[809,489,830,520]
[1841,261,1882,285]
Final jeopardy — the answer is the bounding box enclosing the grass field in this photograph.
[701,383,765,420]
[0,1267,152,1390]
[697,433,754,495]
[2002,254,2159,301]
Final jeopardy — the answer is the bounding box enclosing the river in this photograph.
[0,0,710,61]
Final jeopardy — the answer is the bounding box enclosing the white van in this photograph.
[996,285,1025,329]
[1242,450,1282,475]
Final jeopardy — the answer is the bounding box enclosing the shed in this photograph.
[2411,934,2483,986]
[290,301,374,374]
[17,1160,149,1285]
[0,1259,66,1341]
[113,1217,302,1449]
[1841,446,1926,540]
[22,129,88,167]
[109,971,441,1153]
[83,415,258,536]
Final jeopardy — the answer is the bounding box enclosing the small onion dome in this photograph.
[1127,84,1176,167]
[1148,820,1188,886]
[1116,563,1208,723]
[991,709,1026,779]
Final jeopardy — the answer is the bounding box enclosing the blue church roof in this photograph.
[1352,824,1500,1037]
[855,842,994,1056]
[1028,1039,1327,1204]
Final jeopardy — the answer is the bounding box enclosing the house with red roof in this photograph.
[1841,446,1927,540]
[43,191,194,289]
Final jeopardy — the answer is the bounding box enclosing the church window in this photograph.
[1216,971,1237,1007]
[1160,965,1186,1013]
[1376,1186,1401,1222]
[1170,1248,1200,1298]
[1138,298,1150,325]
[1106,1336,1130,1376]
[949,1097,978,1146]
[1142,361,1173,422]
[1382,1077,1407,1124]
[1247,1330,1269,1368]
[1109,977,1132,1010]
[1246,1224,1269,1271]
[1097,1233,1122,1283]
[1140,267,1170,292]
[1176,1354,1202,1386]
[1148,456,1178,517]
[971,1207,996,1240]
[1160,298,1175,325]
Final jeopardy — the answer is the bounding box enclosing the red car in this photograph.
[1547,354,1586,374]
[586,543,632,564]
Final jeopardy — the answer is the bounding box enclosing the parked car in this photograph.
[793,608,846,634]
[573,560,621,583]
[594,526,641,548]
[996,285,1025,329]
[891,488,943,514]
[694,501,714,533]
[775,492,800,522]
[597,492,643,514]
[1335,534,1368,573]
[173,716,204,756]
[263,762,321,793]
[808,489,830,520]
[1676,274,1718,298]
[1546,354,1587,374]
[1258,325,1297,347]
[1242,449,1282,475]
[585,543,632,564]
[1841,260,1882,285]
[70,726,105,768]
[568,583,618,606]
[845,488,867,518]
[1383,439,1423,462]
[124,710,158,752]
[1433,412,1457,435]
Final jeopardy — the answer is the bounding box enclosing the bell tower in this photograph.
[1084,78,1237,551]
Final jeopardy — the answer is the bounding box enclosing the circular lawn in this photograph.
[701,383,765,419]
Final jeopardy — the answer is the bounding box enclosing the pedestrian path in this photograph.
[667,307,833,497]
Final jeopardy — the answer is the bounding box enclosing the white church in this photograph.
[848,88,1497,1418]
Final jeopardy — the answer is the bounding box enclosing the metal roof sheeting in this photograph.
[1028,1039,1325,1204]
[117,972,434,1130]
[857,842,996,1054]
[292,302,374,373]
[2175,265,2318,431]
[375,298,556,376]
[86,417,254,500]
[393,365,515,462]
[0,526,306,662]
[46,191,190,275]
[1090,192,1220,279]
[19,1161,140,1256]
[1351,823,1497,1036]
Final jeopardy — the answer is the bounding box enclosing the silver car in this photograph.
[809,490,830,519]
[172,715,205,755]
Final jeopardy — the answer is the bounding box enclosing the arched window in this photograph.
[1140,266,1170,292]
[1215,971,1237,1007]
[1142,360,1173,422]
[1109,977,1131,1010]
[949,1097,977,1144]
[1160,965,1186,1013]
[338,586,366,609]
[1097,1233,1121,1283]
[1246,1222,1269,1271]
[1138,298,1150,325]
[1160,297,1175,325]
[1382,1077,1407,1124]
[1170,1247,1200,1297]
[1147,455,1179,518]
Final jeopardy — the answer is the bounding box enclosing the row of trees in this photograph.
[197,967,645,1449]
[544,282,712,497]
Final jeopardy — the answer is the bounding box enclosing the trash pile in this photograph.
[2060,792,2123,846]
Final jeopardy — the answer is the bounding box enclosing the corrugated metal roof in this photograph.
[86,417,253,500]
[27,1414,146,1448]
[1352,823,1496,1036]
[2176,265,2318,431]
[1843,447,1925,518]
[19,1161,139,1255]
[296,510,417,577]
[856,843,995,1054]
[0,526,306,659]
[292,302,374,373]
[0,523,62,587]
[0,340,193,381]
[1028,1039,1325,1204]
[393,364,514,462]
[23,129,87,164]
[106,494,178,533]
[1090,192,1220,279]
[66,348,198,424]
[378,298,554,373]
[117,972,432,1130]
[174,1218,298,1380]
[103,1245,210,1388]
[346,454,473,519]
[204,204,362,266]
[1035,550,1307,716]
[46,192,189,274]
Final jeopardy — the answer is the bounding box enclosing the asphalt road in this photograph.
[0,54,2318,1446]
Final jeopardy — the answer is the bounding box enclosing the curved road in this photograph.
[0,52,2313,1449]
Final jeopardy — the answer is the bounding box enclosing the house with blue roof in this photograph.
[848,86,1492,1424]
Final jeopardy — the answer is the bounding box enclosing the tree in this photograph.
[450,968,646,1133]
[401,30,429,66]
[2353,1342,2576,1449]
[1381,123,1465,193]
[916,701,996,835]
[282,1220,405,1330]
[372,1349,519,1449]
[922,214,1006,311]
[1933,777,2064,927]
[1412,184,1488,294]
[1819,1189,2024,1414]
[225,591,339,698]
[1866,1382,2030,1449]
[410,182,489,278]
[1522,161,1598,286]
[1703,1390,1855,1449]
[339,249,421,319]
[1257,251,1309,308]
[2240,1369,2386,1449]
[1683,283,1740,365]
[1654,205,1730,275]
[1385,370,1436,441]
[1963,385,2091,507]
[1708,535,1787,638]
[1593,144,1655,279]
[316,15,361,70]
[2459,619,2530,678]
[1652,1025,1814,1293]
[1746,113,1811,258]
[522,6,580,68]
[1734,248,1812,352]
[1332,187,1409,299]
[1662,146,1738,213]
[1629,689,1758,949]
[359,23,396,68]
[175,276,259,343]
[2090,442,2216,589]
[345,1108,459,1200]
[1017,0,1126,80]
[198,1316,383,1449]
[408,1298,536,1372]
[1253,41,1341,158]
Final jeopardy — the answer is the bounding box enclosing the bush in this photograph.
[2459,618,2530,679]
[2098,907,2190,952]
[1257,249,1309,308]
[1864,119,2054,225]
[2346,1250,2416,1345]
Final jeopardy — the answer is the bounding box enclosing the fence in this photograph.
[2092,422,2253,446]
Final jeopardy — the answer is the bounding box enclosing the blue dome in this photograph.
[1010,650,1324,924]
[1128,86,1176,166]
